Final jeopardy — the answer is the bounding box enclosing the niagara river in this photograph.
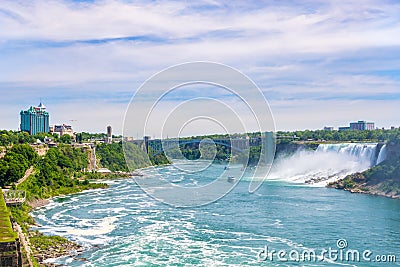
[31,143,400,266]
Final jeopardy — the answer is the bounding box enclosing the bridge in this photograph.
[128,132,276,162]
[149,138,251,157]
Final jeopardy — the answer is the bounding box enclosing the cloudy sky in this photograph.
[1,0,399,136]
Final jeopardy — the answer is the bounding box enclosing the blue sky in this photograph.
[0,0,400,135]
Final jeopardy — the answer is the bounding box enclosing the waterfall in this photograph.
[316,143,378,167]
[376,144,387,165]
[267,143,379,187]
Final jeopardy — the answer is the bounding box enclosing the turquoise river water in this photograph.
[31,145,400,266]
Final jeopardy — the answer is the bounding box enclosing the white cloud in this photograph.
[1,0,399,47]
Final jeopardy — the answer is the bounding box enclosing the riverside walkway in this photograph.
[15,166,34,187]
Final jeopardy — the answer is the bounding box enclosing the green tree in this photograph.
[10,144,37,165]
[60,134,72,144]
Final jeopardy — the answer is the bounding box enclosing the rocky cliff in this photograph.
[327,142,400,199]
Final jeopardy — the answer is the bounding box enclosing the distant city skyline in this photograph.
[1,0,400,135]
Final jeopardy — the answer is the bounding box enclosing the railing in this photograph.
[3,190,26,205]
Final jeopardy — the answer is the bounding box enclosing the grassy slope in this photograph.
[0,195,17,242]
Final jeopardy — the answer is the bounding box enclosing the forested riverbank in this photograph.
[0,142,108,266]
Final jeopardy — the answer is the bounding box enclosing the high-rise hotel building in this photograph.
[20,102,50,135]
[349,120,375,131]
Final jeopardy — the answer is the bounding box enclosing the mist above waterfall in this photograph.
[266,143,380,187]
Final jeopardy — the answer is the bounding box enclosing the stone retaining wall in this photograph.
[0,240,21,267]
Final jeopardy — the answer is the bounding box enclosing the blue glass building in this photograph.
[20,103,50,135]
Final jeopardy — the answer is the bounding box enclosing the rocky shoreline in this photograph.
[24,198,86,266]
[28,198,50,209]
[30,232,84,266]
[327,172,400,200]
